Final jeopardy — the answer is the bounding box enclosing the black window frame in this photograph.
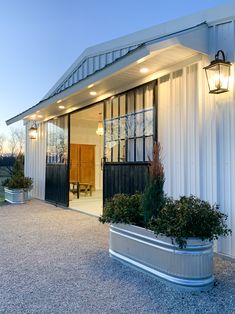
[104,80,158,163]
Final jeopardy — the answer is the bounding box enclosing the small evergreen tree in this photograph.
[142,142,165,224]
[2,154,32,190]
[12,153,24,177]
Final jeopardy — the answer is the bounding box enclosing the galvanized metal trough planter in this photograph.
[109,223,214,291]
[4,188,26,204]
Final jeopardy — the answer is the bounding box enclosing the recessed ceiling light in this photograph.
[140,67,149,74]
[30,114,36,119]
[57,99,62,103]
[89,91,97,96]
[37,115,43,118]
[88,84,94,89]
[58,105,65,109]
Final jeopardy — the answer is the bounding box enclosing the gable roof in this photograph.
[42,1,235,101]
[6,1,235,125]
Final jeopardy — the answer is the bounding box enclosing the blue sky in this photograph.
[0,0,233,135]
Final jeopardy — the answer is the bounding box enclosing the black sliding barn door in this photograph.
[103,162,149,201]
[45,115,69,206]
[103,80,157,202]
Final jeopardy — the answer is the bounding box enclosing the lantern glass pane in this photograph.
[205,63,230,93]
[219,64,230,90]
[29,128,37,139]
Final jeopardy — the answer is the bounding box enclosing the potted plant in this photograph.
[2,154,33,204]
[99,143,231,291]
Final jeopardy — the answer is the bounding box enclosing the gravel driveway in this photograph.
[0,200,235,314]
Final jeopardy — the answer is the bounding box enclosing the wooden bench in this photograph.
[70,182,92,198]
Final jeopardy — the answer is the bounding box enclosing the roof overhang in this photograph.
[6,24,208,125]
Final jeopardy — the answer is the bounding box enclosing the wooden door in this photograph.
[69,144,95,188]
[80,144,95,188]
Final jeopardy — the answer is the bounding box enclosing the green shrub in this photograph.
[99,193,144,227]
[2,154,33,190]
[3,176,33,189]
[142,142,166,224]
[150,195,232,248]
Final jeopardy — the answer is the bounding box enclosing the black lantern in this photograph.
[204,50,231,94]
[29,121,38,140]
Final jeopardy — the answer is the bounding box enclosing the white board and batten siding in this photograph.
[158,56,235,259]
[25,122,46,200]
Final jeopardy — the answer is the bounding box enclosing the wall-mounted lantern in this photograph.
[204,50,231,94]
[29,121,38,140]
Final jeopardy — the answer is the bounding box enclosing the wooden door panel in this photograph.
[80,145,94,162]
[70,144,77,161]
[70,166,78,182]
[80,145,95,187]
[70,144,95,188]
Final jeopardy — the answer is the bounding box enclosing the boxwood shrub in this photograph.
[150,195,232,248]
[99,193,144,227]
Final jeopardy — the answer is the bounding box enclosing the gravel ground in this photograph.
[0,200,235,314]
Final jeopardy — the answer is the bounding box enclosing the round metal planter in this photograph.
[4,188,26,204]
[109,223,214,291]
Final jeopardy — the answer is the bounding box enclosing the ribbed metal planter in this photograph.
[4,188,26,204]
[109,224,214,291]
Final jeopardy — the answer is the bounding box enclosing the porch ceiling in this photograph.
[25,45,199,123]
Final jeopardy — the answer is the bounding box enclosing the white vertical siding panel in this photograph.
[210,21,235,258]
[100,54,106,68]
[94,55,100,71]
[159,65,200,200]
[185,64,200,196]
[88,57,94,75]
[83,61,88,78]
[25,122,46,200]
[158,75,171,196]
[106,52,113,64]
[215,77,235,258]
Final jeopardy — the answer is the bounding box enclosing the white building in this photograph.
[6,2,235,259]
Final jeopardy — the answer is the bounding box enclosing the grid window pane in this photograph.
[112,142,119,162]
[136,87,144,112]
[145,136,153,161]
[145,110,153,136]
[136,137,143,161]
[104,81,156,162]
[105,99,112,119]
[127,91,134,114]
[136,112,144,137]
[113,97,119,118]
[144,83,154,108]
[120,95,126,116]
[120,140,126,162]
[128,139,135,161]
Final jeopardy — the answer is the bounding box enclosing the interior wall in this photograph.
[70,118,103,190]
